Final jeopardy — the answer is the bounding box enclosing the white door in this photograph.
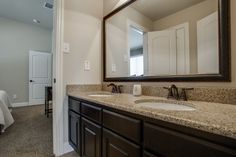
[147,30,176,76]
[197,11,219,74]
[171,23,190,75]
[29,51,52,105]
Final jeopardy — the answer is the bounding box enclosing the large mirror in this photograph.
[103,0,230,81]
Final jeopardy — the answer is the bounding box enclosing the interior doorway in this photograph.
[0,0,56,156]
[29,51,52,106]
[127,20,148,77]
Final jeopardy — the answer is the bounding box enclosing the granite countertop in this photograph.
[67,90,236,140]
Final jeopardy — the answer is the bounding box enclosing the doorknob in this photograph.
[30,80,35,82]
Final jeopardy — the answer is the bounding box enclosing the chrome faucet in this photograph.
[164,85,193,101]
[107,83,123,93]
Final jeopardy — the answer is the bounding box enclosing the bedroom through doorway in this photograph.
[0,0,54,156]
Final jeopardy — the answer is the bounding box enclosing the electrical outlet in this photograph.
[63,42,70,53]
[84,60,90,71]
[112,64,116,72]
[13,94,17,99]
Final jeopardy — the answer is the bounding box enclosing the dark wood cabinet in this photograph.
[103,129,141,157]
[143,151,159,157]
[81,102,102,124]
[103,109,141,143]
[143,122,236,157]
[81,118,101,157]
[69,99,80,114]
[68,97,236,157]
[68,110,81,153]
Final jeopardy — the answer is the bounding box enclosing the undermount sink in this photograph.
[135,99,195,111]
[88,92,113,97]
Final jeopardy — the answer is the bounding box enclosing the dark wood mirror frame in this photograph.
[103,0,231,82]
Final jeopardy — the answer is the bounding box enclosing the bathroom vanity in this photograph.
[67,91,236,157]
[67,0,234,156]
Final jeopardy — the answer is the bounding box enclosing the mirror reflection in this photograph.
[106,0,219,78]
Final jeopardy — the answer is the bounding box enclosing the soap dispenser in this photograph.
[133,84,142,96]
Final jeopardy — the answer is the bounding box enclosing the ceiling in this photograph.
[0,0,53,29]
[131,0,206,21]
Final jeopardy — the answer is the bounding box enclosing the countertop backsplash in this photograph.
[102,83,236,105]
[66,84,236,105]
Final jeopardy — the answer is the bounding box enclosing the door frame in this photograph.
[197,11,219,74]
[52,0,65,156]
[126,19,148,76]
[29,50,52,106]
[169,22,190,74]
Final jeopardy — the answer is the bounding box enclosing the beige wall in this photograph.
[153,0,217,73]
[63,0,103,143]
[63,1,102,85]
[103,0,236,88]
[0,17,52,103]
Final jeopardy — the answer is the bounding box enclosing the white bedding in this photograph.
[0,90,14,132]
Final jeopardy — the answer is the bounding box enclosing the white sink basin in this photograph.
[135,100,195,111]
[88,93,113,97]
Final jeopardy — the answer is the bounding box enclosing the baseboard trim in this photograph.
[63,142,73,154]
[12,102,29,108]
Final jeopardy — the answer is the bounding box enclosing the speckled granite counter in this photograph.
[67,87,236,140]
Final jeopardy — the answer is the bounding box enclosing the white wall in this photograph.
[63,0,103,144]
[0,17,52,103]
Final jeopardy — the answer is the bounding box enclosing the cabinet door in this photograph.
[69,110,81,153]
[144,122,236,157]
[103,129,141,157]
[82,118,101,157]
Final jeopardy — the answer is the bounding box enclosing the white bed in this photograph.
[0,90,14,132]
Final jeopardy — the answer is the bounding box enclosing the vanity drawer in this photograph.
[69,98,80,114]
[81,102,102,124]
[144,122,236,157]
[103,129,141,157]
[103,109,141,143]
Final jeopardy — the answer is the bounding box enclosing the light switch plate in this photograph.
[84,60,90,71]
[63,42,70,53]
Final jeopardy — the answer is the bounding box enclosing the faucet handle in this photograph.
[117,85,123,93]
[179,88,194,101]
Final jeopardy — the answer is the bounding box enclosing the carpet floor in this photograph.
[0,105,53,157]
[60,151,79,157]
